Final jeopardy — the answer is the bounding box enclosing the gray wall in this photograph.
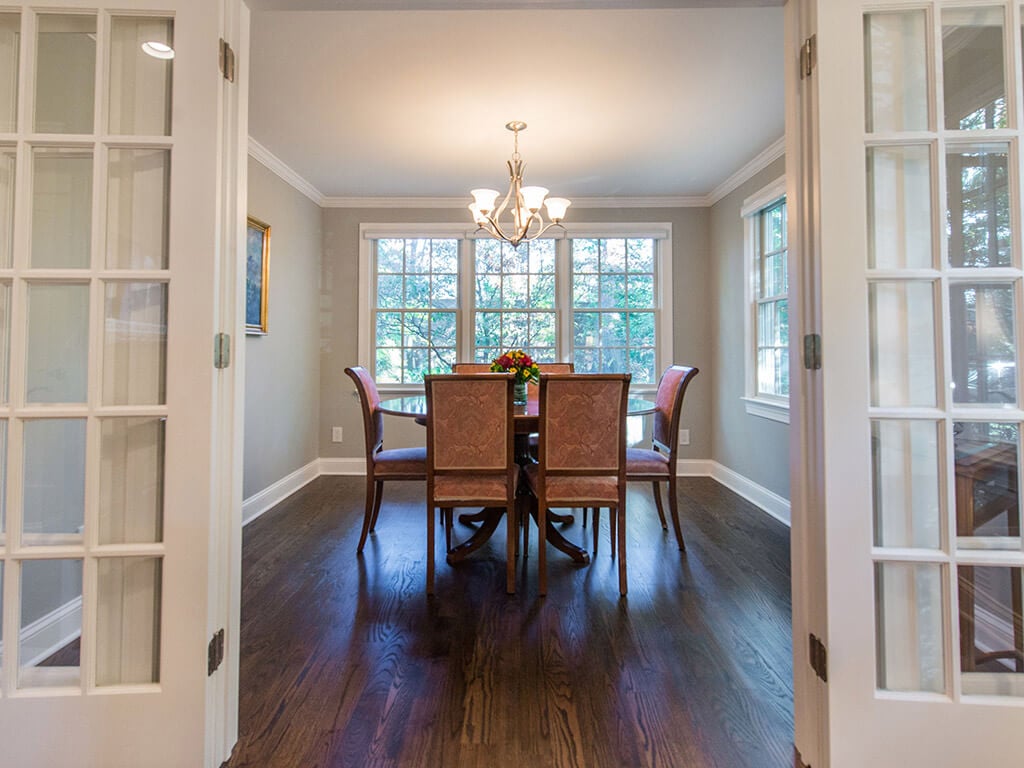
[244,161,794,509]
[242,158,322,498]
[709,156,790,499]
[320,206,711,460]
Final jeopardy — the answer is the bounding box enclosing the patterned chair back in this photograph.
[345,366,384,456]
[651,366,700,456]
[425,374,515,474]
[537,374,630,475]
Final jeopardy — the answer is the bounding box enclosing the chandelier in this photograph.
[469,121,571,248]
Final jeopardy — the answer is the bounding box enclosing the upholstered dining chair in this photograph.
[345,366,427,553]
[626,365,699,551]
[524,373,630,596]
[425,373,519,594]
[450,363,494,373]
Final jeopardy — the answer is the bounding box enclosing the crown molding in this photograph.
[705,136,786,206]
[321,194,707,208]
[247,135,785,211]
[248,137,326,205]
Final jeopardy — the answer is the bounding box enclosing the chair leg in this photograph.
[667,475,686,552]
[427,504,436,595]
[506,501,516,594]
[369,480,385,531]
[442,508,453,551]
[357,475,377,553]
[652,481,668,530]
[522,497,530,559]
[592,507,601,554]
[617,501,628,596]
[582,507,588,527]
[609,506,617,557]
[538,496,547,596]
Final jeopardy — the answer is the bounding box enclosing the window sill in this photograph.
[742,396,790,424]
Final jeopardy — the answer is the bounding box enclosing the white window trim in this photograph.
[358,222,673,393]
[741,176,789,424]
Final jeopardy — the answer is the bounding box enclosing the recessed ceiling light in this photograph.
[141,41,174,60]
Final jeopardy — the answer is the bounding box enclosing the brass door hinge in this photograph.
[801,35,816,79]
[219,38,236,83]
[214,332,231,369]
[803,333,822,370]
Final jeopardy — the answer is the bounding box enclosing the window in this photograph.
[742,178,789,423]
[360,224,672,388]
[473,238,556,363]
[373,237,458,383]
[571,238,658,383]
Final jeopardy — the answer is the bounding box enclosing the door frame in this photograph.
[786,0,828,763]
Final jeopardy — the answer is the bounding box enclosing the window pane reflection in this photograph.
[954,422,1019,541]
[949,284,1016,405]
[946,145,1011,268]
[959,566,1024,695]
[943,7,1007,131]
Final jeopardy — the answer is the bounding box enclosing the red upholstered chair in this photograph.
[345,366,427,553]
[524,373,630,596]
[425,374,518,594]
[450,363,494,373]
[626,365,699,551]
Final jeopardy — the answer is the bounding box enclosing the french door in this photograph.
[0,1,239,765]
[810,0,1024,763]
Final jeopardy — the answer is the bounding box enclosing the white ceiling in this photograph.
[247,3,785,202]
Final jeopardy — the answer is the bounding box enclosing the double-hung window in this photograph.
[372,237,458,384]
[742,178,789,422]
[473,238,557,363]
[361,224,672,389]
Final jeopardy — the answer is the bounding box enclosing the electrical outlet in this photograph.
[332,427,344,443]
[679,428,690,446]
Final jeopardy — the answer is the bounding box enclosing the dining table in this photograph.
[379,392,656,566]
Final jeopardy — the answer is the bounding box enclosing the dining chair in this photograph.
[425,373,519,594]
[524,373,630,596]
[625,365,699,551]
[450,363,494,373]
[345,366,427,553]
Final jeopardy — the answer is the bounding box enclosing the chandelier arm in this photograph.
[481,214,513,244]
[525,219,566,242]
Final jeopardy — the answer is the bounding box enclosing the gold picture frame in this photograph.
[245,216,271,334]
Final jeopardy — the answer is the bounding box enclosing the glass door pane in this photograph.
[109,17,173,136]
[943,7,1007,130]
[34,15,95,135]
[0,14,20,133]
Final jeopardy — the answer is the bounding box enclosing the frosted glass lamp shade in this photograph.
[545,197,571,221]
[471,188,500,213]
[520,185,548,211]
[468,203,488,225]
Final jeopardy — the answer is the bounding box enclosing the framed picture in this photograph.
[245,216,271,334]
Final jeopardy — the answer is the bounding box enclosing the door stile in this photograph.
[787,0,827,764]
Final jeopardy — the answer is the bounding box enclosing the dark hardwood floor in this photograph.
[226,475,793,768]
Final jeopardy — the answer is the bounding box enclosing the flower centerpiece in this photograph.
[490,349,540,404]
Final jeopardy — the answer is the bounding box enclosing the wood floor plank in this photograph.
[225,476,793,768]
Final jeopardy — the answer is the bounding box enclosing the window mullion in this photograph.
[556,238,571,363]
[459,238,474,364]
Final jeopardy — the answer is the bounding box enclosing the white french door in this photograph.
[0,1,239,765]
[811,0,1024,764]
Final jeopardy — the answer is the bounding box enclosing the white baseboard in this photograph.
[707,460,791,526]
[676,458,716,476]
[318,457,369,476]
[242,458,320,526]
[17,596,82,668]
[242,456,790,529]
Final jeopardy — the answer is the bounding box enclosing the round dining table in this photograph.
[379,393,655,566]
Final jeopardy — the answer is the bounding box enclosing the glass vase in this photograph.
[513,380,528,405]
